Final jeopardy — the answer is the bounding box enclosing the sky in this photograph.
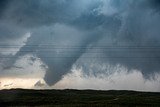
[0,0,160,92]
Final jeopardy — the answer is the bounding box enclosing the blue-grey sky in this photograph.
[0,0,160,91]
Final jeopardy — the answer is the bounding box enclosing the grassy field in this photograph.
[0,89,160,107]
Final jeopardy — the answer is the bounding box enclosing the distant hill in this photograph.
[0,89,160,107]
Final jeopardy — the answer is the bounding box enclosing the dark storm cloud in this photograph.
[0,0,160,85]
[1,0,67,27]
[0,22,26,41]
[79,0,160,78]
[150,0,160,7]
[1,0,97,28]
[0,0,9,15]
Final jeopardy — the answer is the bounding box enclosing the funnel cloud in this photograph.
[0,0,160,89]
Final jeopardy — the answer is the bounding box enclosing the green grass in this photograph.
[0,89,160,107]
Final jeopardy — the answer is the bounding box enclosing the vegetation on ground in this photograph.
[0,89,160,107]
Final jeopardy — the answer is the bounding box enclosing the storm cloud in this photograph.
[0,0,160,88]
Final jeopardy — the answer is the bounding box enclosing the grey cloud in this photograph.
[1,0,98,28]
[17,24,102,85]
[73,0,160,78]
[0,0,160,86]
[0,21,26,41]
